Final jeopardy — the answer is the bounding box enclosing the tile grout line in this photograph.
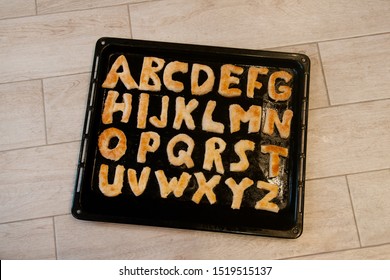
[52,216,58,260]
[0,213,71,226]
[281,242,390,260]
[344,175,363,248]
[309,97,390,112]
[265,31,390,51]
[10,2,144,19]
[311,31,390,45]
[127,5,133,39]
[315,42,332,107]
[305,167,390,182]
[0,139,81,154]
[34,0,38,15]
[40,79,49,145]
[0,71,92,86]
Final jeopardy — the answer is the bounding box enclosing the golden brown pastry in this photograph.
[225,177,254,209]
[255,181,279,213]
[246,66,269,98]
[139,57,165,91]
[268,70,292,101]
[137,131,160,163]
[102,90,132,124]
[261,145,288,178]
[127,167,151,196]
[137,93,149,129]
[173,97,199,130]
[192,172,221,204]
[263,108,293,139]
[230,140,255,172]
[218,64,244,97]
[99,164,125,197]
[191,63,215,95]
[163,61,188,93]
[166,133,195,168]
[149,95,169,128]
[229,104,262,133]
[98,127,127,161]
[102,55,138,90]
[203,137,226,175]
[202,100,225,134]
[155,170,191,198]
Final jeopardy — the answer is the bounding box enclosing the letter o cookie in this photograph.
[98,127,127,161]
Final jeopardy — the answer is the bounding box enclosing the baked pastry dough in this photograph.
[149,95,169,128]
[127,167,151,196]
[139,57,165,91]
[246,66,269,98]
[102,55,138,90]
[137,93,149,129]
[98,127,127,161]
[230,140,255,172]
[203,137,226,175]
[229,104,262,133]
[225,177,254,209]
[137,131,160,163]
[202,100,224,134]
[99,164,125,197]
[218,64,244,97]
[155,170,191,198]
[255,181,279,213]
[163,61,188,93]
[102,90,132,124]
[261,145,288,178]
[191,63,215,95]
[192,172,221,204]
[268,70,292,101]
[263,108,293,139]
[173,97,199,130]
[166,133,195,168]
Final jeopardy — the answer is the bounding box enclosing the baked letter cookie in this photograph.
[98,127,127,161]
[127,167,151,196]
[229,104,262,133]
[163,61,188,93]
[99,164,125,197]
[263,108,293,139]
[261,145,288,178]
[268,71,292,101]
[102,90,132,124]
[255,181,279,213]
[225,177,254,209]
[192,172,221,204]
[155,170,191,198]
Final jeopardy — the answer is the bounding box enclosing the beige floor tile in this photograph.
[320,33,390,105]
[291,244,390,260]
[0,218,56,260]
[271,43,329,109]
[55,176,359,259]
[0,0,36,20]
[0,80,46,151]
[0,6,131,84]
[43,73,90,144]
[0,142,79,223]
[37,0,144,14]
[306,99,390,179]
[347,170,390,247]
[129,0,390,49]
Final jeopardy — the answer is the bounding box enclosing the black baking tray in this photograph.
[72,37,310,238]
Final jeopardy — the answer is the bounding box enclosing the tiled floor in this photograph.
[0,0,389,259]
